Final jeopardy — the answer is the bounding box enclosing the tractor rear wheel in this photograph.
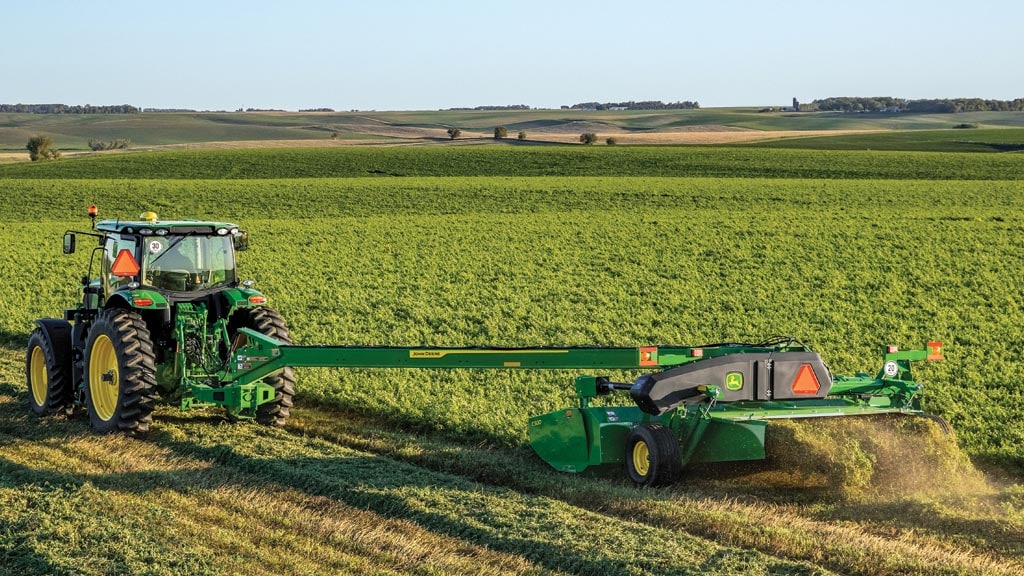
[625,423,682,487]
[26,327,73,416]
[228,306,295,427]
[83,309,158,434]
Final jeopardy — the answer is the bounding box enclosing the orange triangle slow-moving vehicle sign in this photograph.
[111,249,140,277]
[791,364,821,395]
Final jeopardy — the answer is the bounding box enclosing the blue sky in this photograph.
[4,0,1021,110]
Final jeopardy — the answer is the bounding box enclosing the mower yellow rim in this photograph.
[30,345,48,406]
[89,334,119,422]
[632,440,650,477]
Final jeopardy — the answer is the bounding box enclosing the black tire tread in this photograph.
[626,423,682,487]
[84,309,158,434]
[25,328,74,416]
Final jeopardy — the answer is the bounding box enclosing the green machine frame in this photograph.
[221,331,944,484]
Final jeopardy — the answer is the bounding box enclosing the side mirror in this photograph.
[63,233,76,254]
[233,230,249,252]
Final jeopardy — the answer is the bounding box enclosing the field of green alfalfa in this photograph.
[0,146,1022,575]
[2,145,1024,180]
[743,128,1024,153]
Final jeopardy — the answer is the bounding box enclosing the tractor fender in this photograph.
[220,287,267,310]
[31,319,74,385]
[105,291,171,325]
[32,319,73,356]
[105,289,170,311]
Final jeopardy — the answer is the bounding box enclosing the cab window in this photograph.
[103,235,139,294]
[143,235,236,292]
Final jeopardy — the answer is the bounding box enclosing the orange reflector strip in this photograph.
[690,348,703,358]
[248,295,267,304]
[927,341,944,361]
[111,249,140,277]
[639,346,658,367]
[791,364,821,395]
[133,298,153,307]
[886,345,898,354]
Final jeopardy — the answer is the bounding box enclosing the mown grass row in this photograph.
[2,145,1024,180]
[288,404,1024,576]
[0,386,831,576]
[0,371,1018,576]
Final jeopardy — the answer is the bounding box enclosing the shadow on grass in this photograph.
[0,426,727,576]
[0,328,28,352]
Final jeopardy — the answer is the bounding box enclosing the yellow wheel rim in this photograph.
[89,334,119,422]
[30,346,48,406]
[632,439,650,477]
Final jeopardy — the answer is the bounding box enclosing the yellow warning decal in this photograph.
[409,349,569,359]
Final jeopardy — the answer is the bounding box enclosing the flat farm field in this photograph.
[0,147,1022,576]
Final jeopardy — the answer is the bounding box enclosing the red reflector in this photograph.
[111,249,140,277]
[639,346,657,366]
[133,298,153,307]
[926,341,944,361]
[791,364,821,395]
[886,345,899,354]
[248,295,267,304]
[690,348,703,357]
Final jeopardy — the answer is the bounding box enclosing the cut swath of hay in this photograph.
[754,415,984,499]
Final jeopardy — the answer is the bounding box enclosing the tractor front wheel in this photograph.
[83,309,158,434]
[26,327,73,416]
[625,423,682,487]
[228,306,295,427]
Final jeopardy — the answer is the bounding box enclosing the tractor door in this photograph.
[100,234,140,305]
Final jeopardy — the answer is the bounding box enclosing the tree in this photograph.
[26,135,60,161]
[88,138,131,151]
[447,127,462,140]
[579,132,598,145]
[605,136,618,145]
[493,126,508,139]
[517,131,527,141]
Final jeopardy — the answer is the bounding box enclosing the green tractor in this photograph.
[27,208,293,433]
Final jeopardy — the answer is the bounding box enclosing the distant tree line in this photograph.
[142,108,198,113]
[813,97,1024,113]
[0,103,139,114]
[300,108,335,112]
[564,100,700,111]
[446,105,532,111]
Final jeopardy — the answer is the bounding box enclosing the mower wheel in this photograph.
[228,306,296,427]
[82,309,158,434]
[625,423,682,487]
[26,325,74,416]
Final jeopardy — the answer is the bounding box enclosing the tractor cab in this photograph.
[65,210,249,304]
